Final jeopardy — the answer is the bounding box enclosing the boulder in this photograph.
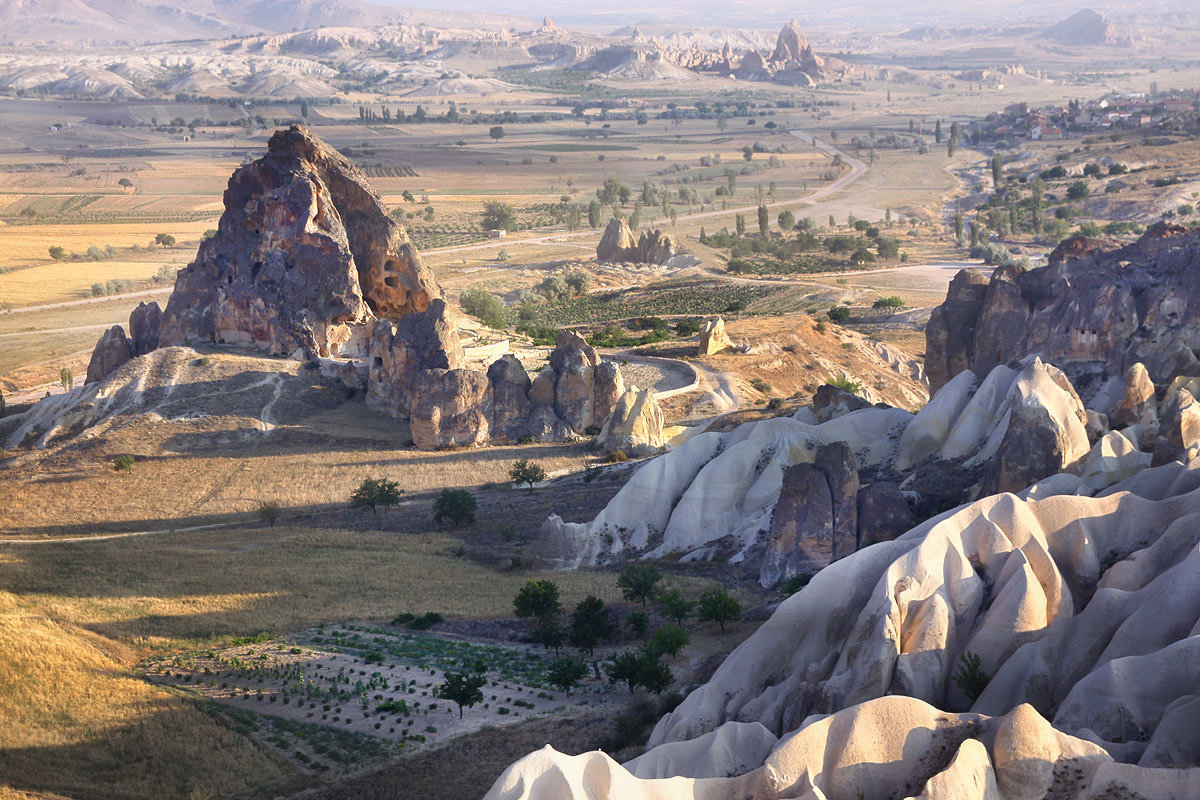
[596,386,665,457]
[549,330,598,374]
[697,317,733,356]
[554,349,596,433]
[528,366,558,407]
[856,481,914,548]
[925,268,990,392]
[596,217,636,262]
[159,125,440,357]
[1153,387,1200,466]
[1111,362,1157,429]
[969,264,1029,378]
[487,355,531,442]
[592,360,624,425]
[811,383,871,423]
[128,301,161,357]
[85,325,133,384]
[634,229,682,264]
[814,441,859,561]
[367,299,464,418]
[760,463,834,587]
[978,359,1090,496]
[408,368,491,449]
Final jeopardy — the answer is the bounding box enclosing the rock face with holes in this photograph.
[159,125,440,359]
[926,224,1200,392]
[367,299,463,418]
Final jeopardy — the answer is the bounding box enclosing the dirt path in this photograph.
[423,129,872,257]
[0,287,172,316]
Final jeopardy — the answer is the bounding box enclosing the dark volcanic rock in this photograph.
[159,125,440,358]
[488,354,532,442]
[811,383,872,422]
[86,325,133,384]
[856,482,915,548]
[128,301,161,357]
[760,463,834,587]
[814,442,859,560]
[926,224,1200,391]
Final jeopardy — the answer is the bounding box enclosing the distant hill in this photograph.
[1043,8,1129,45]
[0,0,530,43]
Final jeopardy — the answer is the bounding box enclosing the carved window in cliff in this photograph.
[384,260,399,273]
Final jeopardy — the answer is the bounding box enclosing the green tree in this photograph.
[509,459,546,490]
[436,668,487,718]
[256,501,281,527]
[952,650,990,702]
[656,587,693,627]
[570,595,616,657]
[433,488,476,527]
[778,209,795,231]
[697,589,741,632]
[350,478,402,514]
[757,204,769,236]
[48,246,65,260]
[547,656,589,694]
[649,625,689,658]
[112,455,134,473]
[459,287,507,329]
[827,305,851,323]
[489,125,505,141]
[587,200,602,229]
[59,368,73,390]
[742,145,753,162]
[990,154,1003,186]
[1067,181,1090,201]
[735,214,746,237]
[1030,179,1046,237]
[934,118,943,143]
[514,579,562,621]
[118,177,134,189]
[625,610,650,637]
[616,564,661,608]
[604,647,673,694]
[154,233,175,247]
[480,201,517,231]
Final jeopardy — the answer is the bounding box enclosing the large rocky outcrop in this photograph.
[367,299,463,418]
[128,301,161,357]
[697,317,733,356]
[159,125,440,359]
[85,325,133,384]
[493,457,1200,799]
[408,368,491,449]
[487,355,533,443]
[595,218,685,265]
[596,385,664,457]
[926,224,1200,392]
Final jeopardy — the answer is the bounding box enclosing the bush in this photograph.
[648,625,689,658]
[828,375,863,394]
[872,296,905,310]
[256,501,281,527]
[350,478,402,514]
[625,610,650,637]
[781,574,811,594]
[154,233,176,247]
[674,318,702,336]
[48,246,65,260]
[112,455,135,473]
[509,458,546,490]
[433,488,476,527]
[459,288,507,329]
[407,612,443,630]
[827,305,851,322]
[1066,181,1090,201]
[952,650,990,701]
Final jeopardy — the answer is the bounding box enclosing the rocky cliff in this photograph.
[159,125,440,359]
[926,224,1200,393]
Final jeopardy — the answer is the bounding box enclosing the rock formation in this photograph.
[367,299,463,418]
[85,325,133,384]
[596,385,665,456]
[128,301,161,357]
[1045,8,1129,46]
[159,125,441,359]
[533,356,1181,582]
[494,456,1200,799]
[595,218,685,264]
[926,225,1200,393]
[696,317,733,356]
[409,368,491,449]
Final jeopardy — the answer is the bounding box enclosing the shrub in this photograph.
[872,296,906,310]
[350,478,402,514]
[256,501,281,527]
[459,288,507,329]
[750,377,773,395]
[827,305,851,322]
[112,455,135,473]
[828,375,863,394]
[433,488,476,526]
[48,246,65,260]
[509,459,546,490]
[697,589,741,632]
[952,650,990,701]
[154,233,176,247]
[674,318,702,336]
[781,574,811,594]
[625,610,650,637]
[1066,181,1090,201]
[648,625,689,658]
[408,612,443,630]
